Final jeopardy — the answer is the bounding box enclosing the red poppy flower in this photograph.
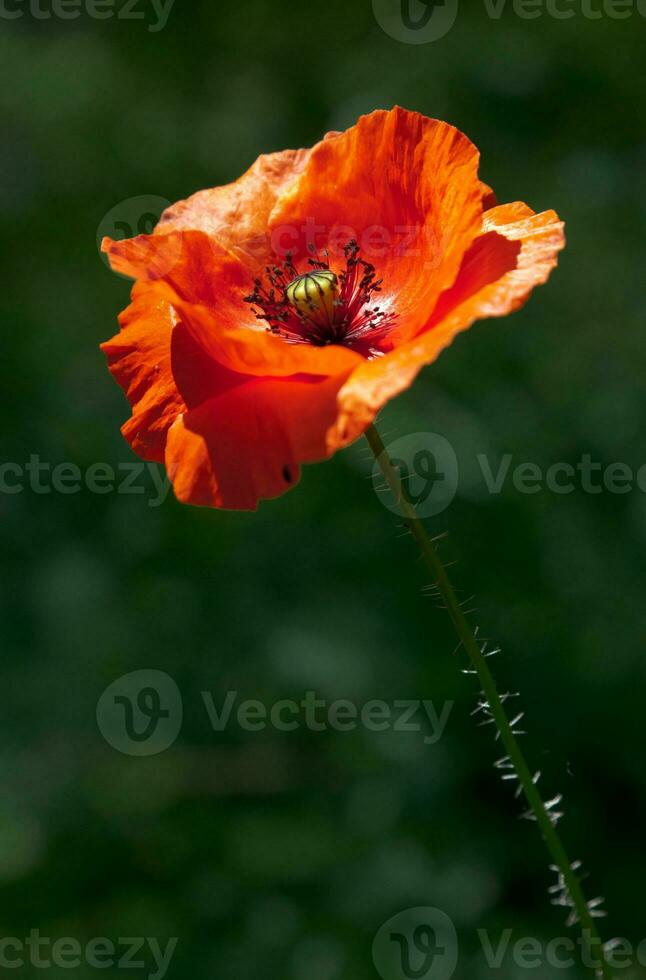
[101,107,565,510]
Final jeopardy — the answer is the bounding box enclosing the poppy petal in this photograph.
[165,374,351,510]
[169,319,249,411]
[329,203,565,446]
[100,284,184,462]
[101,230,227,306]
[172,298,366,380]
[480,181,498,211]
[155,147,312,268]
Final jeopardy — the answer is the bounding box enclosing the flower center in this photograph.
[243,240,397,355]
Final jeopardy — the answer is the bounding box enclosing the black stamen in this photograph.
[242,240,398,354]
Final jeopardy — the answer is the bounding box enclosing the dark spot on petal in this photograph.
[282,465,293,484]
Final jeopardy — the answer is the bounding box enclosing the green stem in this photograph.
[365,423,613,980]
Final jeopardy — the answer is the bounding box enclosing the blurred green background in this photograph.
[2,1,645,977]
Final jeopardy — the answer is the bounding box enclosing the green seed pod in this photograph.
[286,271,338,326]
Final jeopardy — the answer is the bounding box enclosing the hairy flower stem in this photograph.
[365,423,613,980]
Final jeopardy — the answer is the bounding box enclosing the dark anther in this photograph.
[242,240,398,355]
